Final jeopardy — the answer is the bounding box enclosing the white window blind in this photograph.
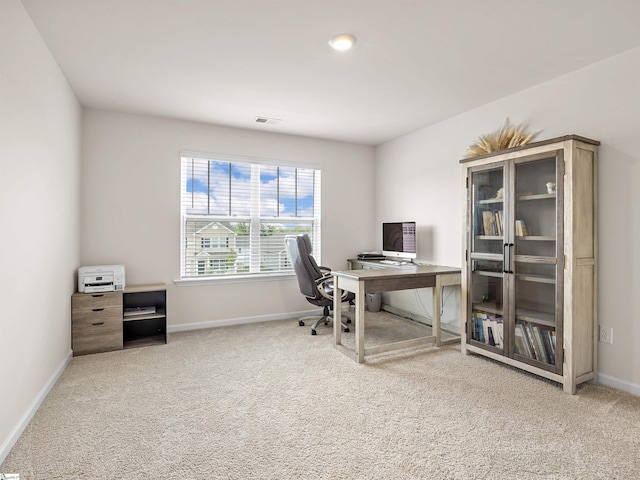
[180,154,321,279]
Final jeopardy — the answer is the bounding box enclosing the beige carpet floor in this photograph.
[2,312,640,479]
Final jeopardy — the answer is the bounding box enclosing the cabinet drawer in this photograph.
[72,306,122,326]
[72,292,122,311]
[72,321,123,355]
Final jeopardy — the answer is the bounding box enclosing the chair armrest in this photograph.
[315,273,351,302]
[315,274,334,300]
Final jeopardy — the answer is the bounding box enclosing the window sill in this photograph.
[174,272,296,287]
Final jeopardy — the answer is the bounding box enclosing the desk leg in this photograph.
[433,277,442,347]
[334,278,342,347]
[355,280,365,363]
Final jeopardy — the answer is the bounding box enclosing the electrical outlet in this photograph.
[599,325,613,344]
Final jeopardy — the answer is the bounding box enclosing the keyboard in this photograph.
[379,259,408,266]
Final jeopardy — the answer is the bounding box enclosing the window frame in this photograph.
[178,151,322,283]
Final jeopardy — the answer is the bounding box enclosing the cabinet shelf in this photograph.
[473,270,503,278]
[476,234,555,242]
[477,198,504,204]
[515,274,555,284]
[515,308,555,327]
[123,333,166,349]
[517,193,556,201]
[472,302,503,316]
[123,308,166,322]
[516,235,555,241]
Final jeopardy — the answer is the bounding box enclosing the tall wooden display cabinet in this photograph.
[460,135,599,394]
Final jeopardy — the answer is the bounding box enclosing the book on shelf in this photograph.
[494,211,503,236]
[472,309,503,348]
[515,219,529,236]
[515,321,555,365]
[524,323,542,361]
[514,323,533,359]
[488,327,498,347]
[124,306,156,317]
[532,325,549,364]
[480,209,504,236]
[493,320,504,348]
[482,211,494,236]
[473,310,485,343]
[542,329,556,364]
[514,333,525,356]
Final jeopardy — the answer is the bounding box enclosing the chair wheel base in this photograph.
[299,320,305,326]
[343,327,350,333]
[311,329,317,335]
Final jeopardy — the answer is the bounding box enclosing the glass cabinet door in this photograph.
[468,165,507,354]
[470,165,505,255]
[469,259,505,353]
[511,153,563,371]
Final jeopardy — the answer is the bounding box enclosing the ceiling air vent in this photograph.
[254,116,281,125]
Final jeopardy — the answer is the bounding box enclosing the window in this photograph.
[201,237,229,249]
[180,153,321,279]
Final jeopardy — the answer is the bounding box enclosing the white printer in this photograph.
[78,265,126,293]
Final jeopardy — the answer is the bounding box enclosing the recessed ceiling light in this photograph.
[328,33,356,51]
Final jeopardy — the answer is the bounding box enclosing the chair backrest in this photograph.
[284,234,324,299]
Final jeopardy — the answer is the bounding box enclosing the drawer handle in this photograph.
[92,322,105,326]
[92,294,105,298]
[92,308,105,312]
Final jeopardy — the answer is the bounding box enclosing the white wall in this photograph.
[0,0,81,462]
[376,46,640,393]
[81,109,375,328]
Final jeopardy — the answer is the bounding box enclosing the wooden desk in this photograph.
[332,263,461,363]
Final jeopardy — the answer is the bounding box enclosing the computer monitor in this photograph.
[382,222,417,259]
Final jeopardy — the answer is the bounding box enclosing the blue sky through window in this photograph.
[186,158,315,218]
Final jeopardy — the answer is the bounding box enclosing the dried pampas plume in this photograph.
[464,119,538,158]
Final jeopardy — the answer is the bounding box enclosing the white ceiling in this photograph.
[20,0,640,146]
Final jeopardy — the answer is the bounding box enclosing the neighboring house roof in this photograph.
[195,221,236,236]
[195,251,231,258]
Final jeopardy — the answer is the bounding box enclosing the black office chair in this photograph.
[284,234,353,335]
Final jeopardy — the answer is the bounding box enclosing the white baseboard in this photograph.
[597,372,640,396]
[0,350,72,465]
[167,309,322,333]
